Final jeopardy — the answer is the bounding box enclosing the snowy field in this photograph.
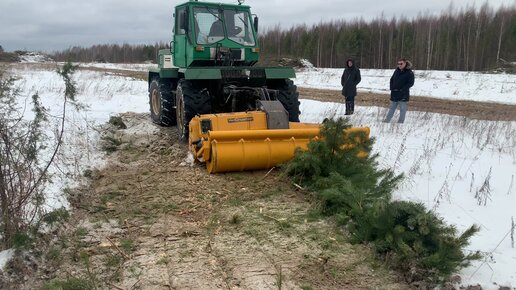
[297,67,516,105]
[2,63,515,288]
[300,100,516,289]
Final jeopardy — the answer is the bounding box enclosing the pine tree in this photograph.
[283,118,480,285]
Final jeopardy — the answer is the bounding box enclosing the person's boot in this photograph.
[345,102,351,115]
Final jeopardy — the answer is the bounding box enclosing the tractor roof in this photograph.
[178,0,251,9]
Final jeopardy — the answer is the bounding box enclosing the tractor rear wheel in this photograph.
[276,79,300,122]
[149,79,176,126]
[176,80,211,141]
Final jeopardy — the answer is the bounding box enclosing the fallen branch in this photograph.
[263,167,275,179]
[106,236,130,260]
[108,283,125,290]
[292,182,305,191]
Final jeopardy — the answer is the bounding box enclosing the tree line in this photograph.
[52,43,168,63]
[259,3,516,71]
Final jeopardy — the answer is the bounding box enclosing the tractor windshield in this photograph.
[224,9,255,46]
[193,7,255,46]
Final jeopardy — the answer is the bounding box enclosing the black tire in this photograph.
[276,79,300,122]
[149,79,177,126]
[176,79,211,141]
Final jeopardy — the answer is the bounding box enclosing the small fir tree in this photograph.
[283,118,480,285]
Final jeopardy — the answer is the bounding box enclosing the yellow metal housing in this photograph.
[189,111,370,173]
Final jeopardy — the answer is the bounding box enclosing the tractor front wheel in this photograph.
[176,80,211,141]
[149,79,176,126]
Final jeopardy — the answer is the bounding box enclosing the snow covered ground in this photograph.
[0,249,15,270]
[2,65,154,270]
[296,67,516,105]
[8,66,152,212]
[300,100,516,289]
[3,63,515,287]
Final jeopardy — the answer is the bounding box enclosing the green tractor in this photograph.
[148,0,300,140]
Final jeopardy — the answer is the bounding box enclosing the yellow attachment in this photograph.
[189,111,370,173]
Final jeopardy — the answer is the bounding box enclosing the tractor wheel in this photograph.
[176,79,211,141]
[276,79,300,122]
[149,79,176,126]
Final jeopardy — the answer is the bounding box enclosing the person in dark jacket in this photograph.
[341,59,361,115]
[383,58,415,123]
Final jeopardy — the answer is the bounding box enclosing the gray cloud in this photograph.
[1,0,514,51]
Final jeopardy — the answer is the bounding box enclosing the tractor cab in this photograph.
[148,0,301,146]
[173,1,259,67]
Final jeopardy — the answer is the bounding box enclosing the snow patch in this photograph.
[0,249,15,270]
[18,52,53,63]
[180,152,195,167]
[299,59,315,70]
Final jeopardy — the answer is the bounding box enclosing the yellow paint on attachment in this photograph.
[189,111,370,173]
[205,129,320,173]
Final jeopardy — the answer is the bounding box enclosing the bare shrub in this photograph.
[0,63,78,249]
[474,167,492,206]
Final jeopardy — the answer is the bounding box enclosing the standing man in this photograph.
[384,58,415,123]
[341,59,361,115]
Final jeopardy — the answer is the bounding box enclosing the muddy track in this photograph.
[298,87,516,122]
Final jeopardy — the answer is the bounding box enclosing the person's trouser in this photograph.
[384,101,408,123]
[345,95,355,115]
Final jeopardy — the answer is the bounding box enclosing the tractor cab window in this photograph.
[193,7,256,46]
[193,7,224,44]
[224,9,255,46]
[176,7,187,35]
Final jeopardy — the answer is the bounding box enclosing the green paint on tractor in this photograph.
[147,0,300,141]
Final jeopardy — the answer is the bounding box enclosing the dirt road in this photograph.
[298,87,516,122]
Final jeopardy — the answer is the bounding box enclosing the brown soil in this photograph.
[8,113,409,290]
[298,87,516,122]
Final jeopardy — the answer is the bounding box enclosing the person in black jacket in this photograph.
[383,58,415,123]
[341,59,361,115]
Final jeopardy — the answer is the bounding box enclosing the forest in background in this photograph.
[259,3,516,70]
[51,42,168,64]
[48,3,515,71]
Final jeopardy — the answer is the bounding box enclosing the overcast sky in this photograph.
[1,0,515,52]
